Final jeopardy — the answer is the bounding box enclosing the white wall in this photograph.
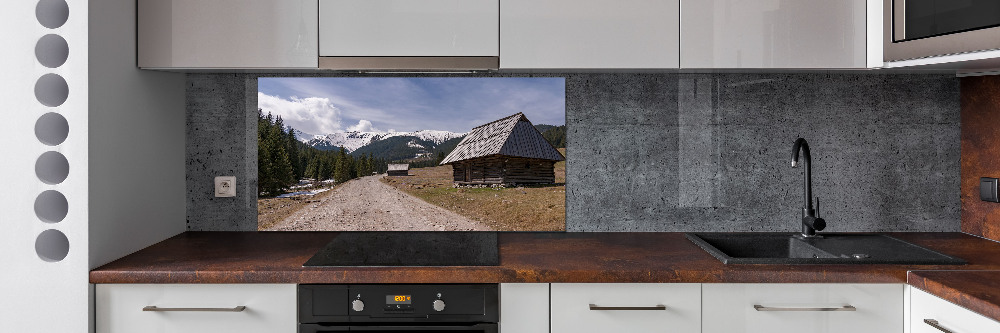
[88,0,186,270]
[0,0,90,331]
[0,0,185,332]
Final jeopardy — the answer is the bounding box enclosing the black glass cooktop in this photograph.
[303,232,499,267]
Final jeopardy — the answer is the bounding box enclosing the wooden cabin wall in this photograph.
[451,156,556,184]
[504,157,556,184]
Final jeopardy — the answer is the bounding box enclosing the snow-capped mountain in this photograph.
[303,130,466,153]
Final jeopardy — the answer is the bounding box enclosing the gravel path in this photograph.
[267,175,492,231]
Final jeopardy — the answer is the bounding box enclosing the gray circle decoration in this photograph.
[35,73,69,107]
[35,151,69,185]
[35,34,69,68]
[36,0,69,29]
[35,112,70,146]
[34,190,68,223]
[35,229,70,262]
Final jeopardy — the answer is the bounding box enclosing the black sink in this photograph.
[686,233,966,265]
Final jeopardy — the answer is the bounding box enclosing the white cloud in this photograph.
[257,92,342,135]
[346,119,382,133]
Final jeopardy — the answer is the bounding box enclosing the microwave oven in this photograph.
[884,0,1000,62]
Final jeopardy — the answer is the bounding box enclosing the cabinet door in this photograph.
[96,284,297,333]
[319,0,499,57]
[138,0,318,69]
[500,284,549,333]
[501,0,679,69]
[681,0,868,68]
[911,287,1000,333]
[550,283,700,333]
[702,283,903,333]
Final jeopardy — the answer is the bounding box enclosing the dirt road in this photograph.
[266,175,492,231]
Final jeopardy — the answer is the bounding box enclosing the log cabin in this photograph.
[440,113,565,185]
[387,163,410,176]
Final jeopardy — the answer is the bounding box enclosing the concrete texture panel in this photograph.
[186,74,257,231]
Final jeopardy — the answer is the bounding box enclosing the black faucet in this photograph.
[791,138,825,238]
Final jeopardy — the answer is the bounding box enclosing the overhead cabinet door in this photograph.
[501,0,680,69]
[138,0,318,69]
[319,0,500,57]
[681,0,869,68]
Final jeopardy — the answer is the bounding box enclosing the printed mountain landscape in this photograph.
[256,77,566,232]
[302,126,565,163]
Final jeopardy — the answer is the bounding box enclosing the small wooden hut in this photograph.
[387,163,410,176]
[440,113,564,185]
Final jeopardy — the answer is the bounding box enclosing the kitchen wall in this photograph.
[187,73,960,232]
[960,75,1000,241]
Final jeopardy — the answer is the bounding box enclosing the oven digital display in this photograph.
[386,295,412,304]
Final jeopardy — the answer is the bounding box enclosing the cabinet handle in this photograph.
[143,306,247,312]
[924,319,955,333]
[753,305,856,312]
[589,304,666,311]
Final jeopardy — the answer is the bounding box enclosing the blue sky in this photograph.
[258,77,565,137]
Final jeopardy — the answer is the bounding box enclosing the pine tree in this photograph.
[286,127,302,181]
[334,148,349,183]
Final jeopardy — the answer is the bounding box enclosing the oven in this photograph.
[885,0,1000,61]
[299,284,498,333]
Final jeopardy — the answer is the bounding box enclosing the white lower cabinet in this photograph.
[550,283,702,333]
[702,283,903,333]
[95,284,297,333]
[910,287,1000,333]
[500,283,549,333]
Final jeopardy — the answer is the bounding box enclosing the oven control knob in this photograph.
[352,299,365,312]
[432,299,446,312]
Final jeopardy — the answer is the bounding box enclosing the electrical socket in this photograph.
[215,176,236,197]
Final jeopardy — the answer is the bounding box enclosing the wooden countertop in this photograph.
[90,231,1000,284]
[90,231,1000,322]
[908,270,1000,323]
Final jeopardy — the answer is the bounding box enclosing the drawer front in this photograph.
[911,288,1000,333]
[500,283,549,333]
[550,283,701,333]
[96,284,296,333]
[702,283,903,333]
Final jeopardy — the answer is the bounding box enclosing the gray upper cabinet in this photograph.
[319,0,499,57]
[138,0,318,69]
[681,0,875,69]
[500,0,680,69]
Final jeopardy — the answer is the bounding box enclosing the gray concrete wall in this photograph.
[187,73,960,232]
[186,74,258,231]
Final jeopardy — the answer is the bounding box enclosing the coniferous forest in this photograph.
[258,109,568,198]
[257,110,387,197]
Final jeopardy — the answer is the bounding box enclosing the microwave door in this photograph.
[895,0,1000,42]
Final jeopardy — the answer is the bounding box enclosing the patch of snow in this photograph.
[305,129,466,152]
[407,140,425,149]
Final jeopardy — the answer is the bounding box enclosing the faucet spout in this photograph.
[791,138,825,237]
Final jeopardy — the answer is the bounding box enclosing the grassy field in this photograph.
[381,150,566,231]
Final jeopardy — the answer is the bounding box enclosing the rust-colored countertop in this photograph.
[908,270,1000,323]
[90,232,1000,321]
[91,231,1000,284]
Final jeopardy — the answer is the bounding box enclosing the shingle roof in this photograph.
[440,113,565,165]
[387,164,409,171]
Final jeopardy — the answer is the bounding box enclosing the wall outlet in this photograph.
[215,176,236,197]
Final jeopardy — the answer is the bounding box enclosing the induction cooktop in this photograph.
[303,232,499,267]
